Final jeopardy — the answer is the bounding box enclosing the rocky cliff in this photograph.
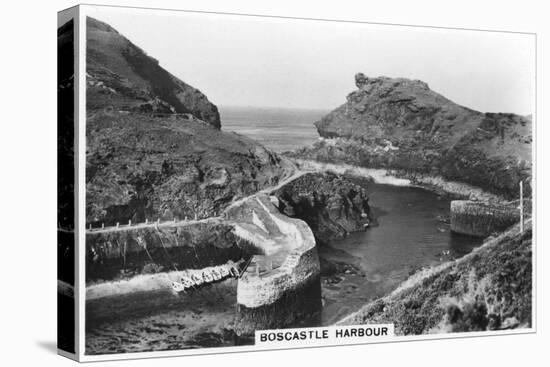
[85,18,295,226]
[293,74,532,199]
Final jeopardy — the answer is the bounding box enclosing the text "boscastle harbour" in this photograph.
[256,324,394,347]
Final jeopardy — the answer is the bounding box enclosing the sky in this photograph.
[85,5,535,115]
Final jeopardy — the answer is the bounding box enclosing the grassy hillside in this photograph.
[339,221,532,334]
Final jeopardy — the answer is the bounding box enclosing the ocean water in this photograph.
[219,106,328,153]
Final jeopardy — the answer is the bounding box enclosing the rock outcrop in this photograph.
[85,17,295,226]
[293,74,532,199]
[273,172,371,244]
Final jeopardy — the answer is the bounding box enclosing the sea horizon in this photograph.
[219,105,330,153]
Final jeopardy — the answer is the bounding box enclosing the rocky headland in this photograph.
[291,73,532,200]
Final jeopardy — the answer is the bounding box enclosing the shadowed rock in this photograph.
[273,172,371,244]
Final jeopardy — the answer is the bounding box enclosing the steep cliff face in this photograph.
[85,18,295,226]
[296,74,532,199]
[87,17,220,128]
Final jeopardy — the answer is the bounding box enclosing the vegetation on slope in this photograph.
[339,221,532,334]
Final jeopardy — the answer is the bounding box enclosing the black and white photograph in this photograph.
[52,2,541,363]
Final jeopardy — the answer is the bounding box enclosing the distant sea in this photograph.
[219,106,328,153]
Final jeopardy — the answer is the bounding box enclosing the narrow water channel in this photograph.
[317,180,484,325]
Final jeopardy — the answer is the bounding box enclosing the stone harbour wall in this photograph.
[227,195,322,335]
[85,219,257,283]
[450,200,521,237]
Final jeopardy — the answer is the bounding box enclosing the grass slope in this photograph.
[338,220,532,334]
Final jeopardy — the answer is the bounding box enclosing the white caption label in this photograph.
[255,324,394,347]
